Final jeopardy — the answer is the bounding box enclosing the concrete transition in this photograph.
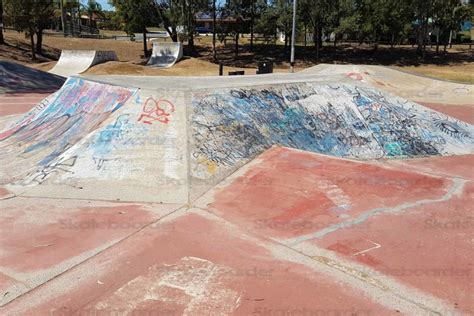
[48,50,118,77]
[147,42,183,68]
[1,72,473,204]
[303,63,473,105]
[0,60,65,94]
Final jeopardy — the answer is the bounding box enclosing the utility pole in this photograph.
[290,0,297,73]
[213,0,217,60]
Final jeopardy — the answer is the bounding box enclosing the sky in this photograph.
[95,0,114,11]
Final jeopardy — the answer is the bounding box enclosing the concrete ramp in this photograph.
[188,82,474,199]
[1,75,473,203]
[0,78,135,185]
[49,50,118,77]
[0,61,65,94]
[147,42,183,68]
[302,64,473,105]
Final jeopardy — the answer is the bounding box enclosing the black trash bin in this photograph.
[257,61,273,74]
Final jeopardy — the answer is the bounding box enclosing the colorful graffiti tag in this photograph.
[191,83,474,178]
[0,78,135,184]
[138,98,175,125]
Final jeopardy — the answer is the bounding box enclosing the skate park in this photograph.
[1,0,474,314]
[0,56,473,315]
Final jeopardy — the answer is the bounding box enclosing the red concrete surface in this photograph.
[0,147,471,314]
[313,181,474,313]
[386,154,474,180]
[1,211,394,315]
[195,147,472,313]
[0,186,12,199]
[0,93,50,116]
[0,197,181,306]
[418,102,474,124]
[198,147,452,239]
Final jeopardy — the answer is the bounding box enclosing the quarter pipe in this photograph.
[48,50,118,77]
[147,42,183,68]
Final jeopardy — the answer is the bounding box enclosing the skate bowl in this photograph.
[1,73,473,204]
[302,64,473,105]
[147,42,183,68]
[48,50,118,77]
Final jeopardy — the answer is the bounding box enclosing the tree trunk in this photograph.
[143,27,148,57]
[417,25,424,55]
[315,26,320,60]
[59,0,66,36]
[422,21,428,58]
[36,27,43,54]
[304,24,307,47]
[391,33,395,49]
[29,27,36,60]
[155,5,177,42]
[235,32,239,57]
[250,0,254,51]
[436,34,439,53]
[170,27,178,42]
[373,30,379,51]
[188,30,194,54]
[0,0,4,45]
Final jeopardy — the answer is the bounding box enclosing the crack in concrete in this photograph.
[284,178,467,247]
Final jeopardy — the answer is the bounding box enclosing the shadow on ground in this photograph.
[192,42,474,69]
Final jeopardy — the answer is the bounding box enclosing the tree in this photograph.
[255,1,279,41]
[384,0,411,48]
[413,0,433,57]
[83,0,103,33]
[0,0,4,45]
[222,0,252,57]
[275,0,293,51]
[354,0,387,50]
[174,0,209,53]
[58,0,66,35]
[432,0,471,53]
[111,0,158,57]
[3,0,55,58]
[299,0,333,58]
[335,0,360,44]
[150,0,179,42]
